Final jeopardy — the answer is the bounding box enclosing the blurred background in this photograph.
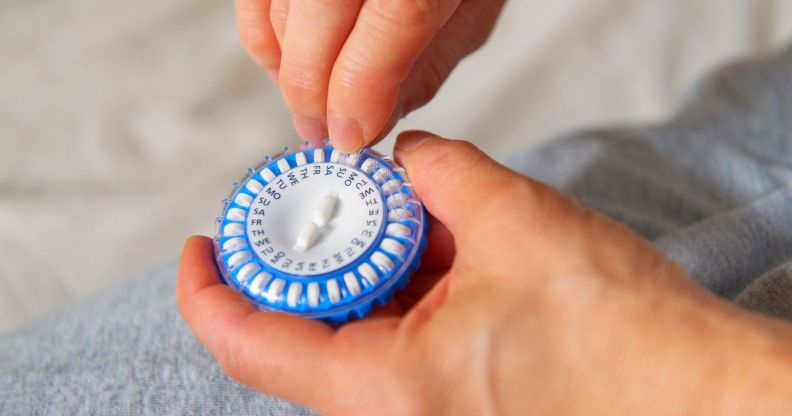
[1,0,791,334]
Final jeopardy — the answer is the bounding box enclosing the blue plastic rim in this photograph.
[213,142,428,325]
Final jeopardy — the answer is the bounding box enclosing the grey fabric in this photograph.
[735,263,792,320]
[507,46,792,305]
[3,47,792,415]
[0,263,316,416]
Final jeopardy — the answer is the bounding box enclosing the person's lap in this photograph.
[3,47,792,415]
[0,262,317,415]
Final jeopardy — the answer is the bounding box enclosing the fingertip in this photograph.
[184,234,212,247]
[180,235,215,266]
[395,130,436,154]
[177,235,220,305]
[393,130,442,174]
[179,236,215,278]
[328,115,364,151]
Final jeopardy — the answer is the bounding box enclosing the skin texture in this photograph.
[179,131,792,415]
[234,0,506,150]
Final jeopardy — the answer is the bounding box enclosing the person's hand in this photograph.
[234,0,505,150]
[177,132,792,415]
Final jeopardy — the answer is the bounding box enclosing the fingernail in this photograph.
[328,116,364,151]
[395,130,433,152]
[292,114,327,141]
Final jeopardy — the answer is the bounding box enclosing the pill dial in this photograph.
[214,142,428,324]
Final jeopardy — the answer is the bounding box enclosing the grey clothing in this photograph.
[507,45,792,314]
[3,47,792,415]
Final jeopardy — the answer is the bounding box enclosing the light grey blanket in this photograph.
[2,47,792,415]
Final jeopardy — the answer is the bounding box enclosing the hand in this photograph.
[234,0,505,150]
[178,132,792,415]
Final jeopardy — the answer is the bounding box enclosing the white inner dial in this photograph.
[246,162,386,276]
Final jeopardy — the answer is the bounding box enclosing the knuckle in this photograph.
[446,138,480,157]
[212,339,247,382]
[308,0,358,10]
[330,325,359,352]
[474,175,556,226]
[480,179,533,215]
[334,51,380,89]
[508,179,557,214]
[269,4,289,28]
[278,66,326,108]
[421,54,451,95]
[414,138,483,185]
[369,0,447,27]
[403,56,449,113]
[422,138,477,167]
[238,28,276,62]
[444,1,495,52]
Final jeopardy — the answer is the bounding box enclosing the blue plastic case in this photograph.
[214,142,428,324]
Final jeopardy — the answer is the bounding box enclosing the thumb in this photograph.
[394,131,538,241]
[393,131,677,290]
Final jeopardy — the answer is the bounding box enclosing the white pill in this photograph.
[261,168,276,182]
[245,179,263,194]
[226,251,251,268]
[295,152,308,166]
[226,208,246,222]
[373,167,391,183]
[307,282,320,307]
[387,193,407,208]
[381,179,402,195]
[380,239,406,256]
[385,223,412,238]
[287,283,302,307]
[370,252,394,273]
[345,152,361,167]
[266,278,286,302]
[388,208,412,221]
[344,272,361,296]
[294,222,321,252]
[360,158,377,173]
[223,223,244,237]
[312,192,338,226]
[314,148,325,162]
[277,158,290,173]
[248,272,272,295]
[236,262,260,283]
[234,193,253,207]
[222,237,246,252]
[330,149,340,163]
[358,263,379,285]
[327,279,341,303]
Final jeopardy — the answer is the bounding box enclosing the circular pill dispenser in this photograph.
[214,142,428,325]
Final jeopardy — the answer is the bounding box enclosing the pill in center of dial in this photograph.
[294,222,321,253]
[293,192,340,252]
[312,192,339,226]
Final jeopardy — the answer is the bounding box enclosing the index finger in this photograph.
[327,0,462,151]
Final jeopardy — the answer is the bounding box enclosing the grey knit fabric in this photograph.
[507,46,792,311]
